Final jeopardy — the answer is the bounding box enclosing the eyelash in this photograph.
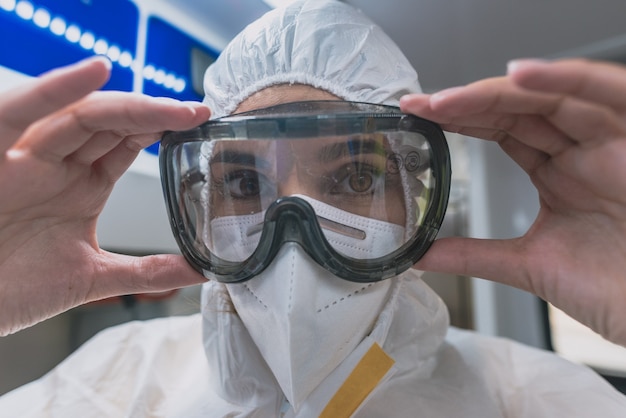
[328,162,384,195]
[202,157,388,200]
[211,169,273,199]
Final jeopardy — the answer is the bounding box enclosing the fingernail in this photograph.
[154,97,204,110]
[431,86,463,103]
[399,94,421,107]
[160,99,211,118]
[185,101,212,117]
[507,58,548,74]
[182,101,208,108]
[153,96,181,105]
[86,54,112,71]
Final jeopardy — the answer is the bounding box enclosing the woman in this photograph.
[0,1,625,416]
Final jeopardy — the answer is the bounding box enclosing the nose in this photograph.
[274,152,320,200]
[273,142,302,197]
[276,170,304,197]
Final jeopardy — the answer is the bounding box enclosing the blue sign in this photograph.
[0,0,219,156]
[143,16,219,154]
[0,0,138,91]
[144,16,218,102]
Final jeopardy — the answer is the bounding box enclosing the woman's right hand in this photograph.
[0,57,211,336]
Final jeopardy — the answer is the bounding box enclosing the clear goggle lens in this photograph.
[160,101,451,282]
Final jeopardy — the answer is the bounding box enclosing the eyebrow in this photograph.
[209,150,271,170]
[316,138,385,163]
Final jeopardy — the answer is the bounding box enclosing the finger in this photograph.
[540,95,626,147]
[93,132,162,182]
[402,75,625,148]
[536,140,626,214]
[65,130,133,166]
[0,56,111,153]
[402,92,574,156]
[416,237,535,294]
[402,77,559,118]
[436,121,550,193]
[509,58,626,111]
[507,59,626,145]
[89,253,206,301]
[68,98,210,166]
[23,92,210,162]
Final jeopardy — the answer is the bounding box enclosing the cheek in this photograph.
[387,194,406,226]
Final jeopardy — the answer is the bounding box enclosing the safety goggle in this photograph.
[159,101,451,283]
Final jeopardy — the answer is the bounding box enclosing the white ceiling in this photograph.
[170,0,626,92]
[346,0,626,91]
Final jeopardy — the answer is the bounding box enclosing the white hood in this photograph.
[202,0,421,118]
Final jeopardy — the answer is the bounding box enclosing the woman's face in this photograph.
[207,85,406,225]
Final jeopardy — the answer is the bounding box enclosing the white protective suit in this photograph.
[1,0,626,417]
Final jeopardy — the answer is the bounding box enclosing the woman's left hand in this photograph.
[401,58,626,346]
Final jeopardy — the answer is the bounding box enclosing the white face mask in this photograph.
[211,197,404,410]
[225,244,393,410]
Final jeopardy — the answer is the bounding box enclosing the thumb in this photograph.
[416,237,529,291]
[89,253,206,301]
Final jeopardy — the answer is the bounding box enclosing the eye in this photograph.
[348,170,373,193]
[331,164,380,195]
[225,170,266,198]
